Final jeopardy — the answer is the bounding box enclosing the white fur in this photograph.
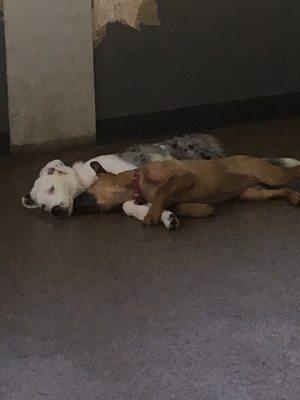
[161,210,180,230]
[89,155,137,174]
[39,159,66,177]
[22,154,137,215]
[122,201,149,221]
[25,167,79,214]
[73,155,137,190]
[122,201,179,230]
[281,158,300,168]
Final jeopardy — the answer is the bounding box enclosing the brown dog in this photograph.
[73,156,300,227]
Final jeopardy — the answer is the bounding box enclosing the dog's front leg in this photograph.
[122,201,180,230]
[143,173,196,226]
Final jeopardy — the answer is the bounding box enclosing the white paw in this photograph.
[122,200,137,216]
[161,211,180,230]
[122,200,149,221]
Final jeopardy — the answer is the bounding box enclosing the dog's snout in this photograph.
[51,205,68,218]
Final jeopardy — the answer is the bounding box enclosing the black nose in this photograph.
[51,205,68,218]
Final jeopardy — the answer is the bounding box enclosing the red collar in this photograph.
[132,169,142,203]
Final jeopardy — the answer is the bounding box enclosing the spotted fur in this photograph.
[118,133,225,166]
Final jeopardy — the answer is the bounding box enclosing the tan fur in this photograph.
[88,155,300,225]
[175,203,215,218]
[240,187,300,204]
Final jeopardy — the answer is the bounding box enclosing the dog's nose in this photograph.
[51,205,68,218]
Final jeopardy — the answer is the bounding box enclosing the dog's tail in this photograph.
[265,158,300,168]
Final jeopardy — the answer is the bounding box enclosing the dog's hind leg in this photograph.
[122,201,180,230]
[175,203,215,218]
[240,187,300,205]
[251,162,300,187]
[260,165,300,187]
[225,157,300,187]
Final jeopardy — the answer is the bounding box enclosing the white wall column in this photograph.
[4,0,96,147]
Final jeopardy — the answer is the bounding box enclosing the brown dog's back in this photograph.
[140,158,255,206]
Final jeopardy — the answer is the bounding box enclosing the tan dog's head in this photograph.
[73,161,129,214]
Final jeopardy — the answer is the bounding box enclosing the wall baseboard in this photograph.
[10,135,96,156]
[0,130,10,156]
[96,92,300,144]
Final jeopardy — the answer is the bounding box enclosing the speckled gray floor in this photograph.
[1,118,300,400]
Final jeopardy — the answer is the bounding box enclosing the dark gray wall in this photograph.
[95,0,300,119]
[0,17,9,135]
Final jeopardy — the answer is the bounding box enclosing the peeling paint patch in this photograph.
[136,0,160,28]
[92,0,160,47]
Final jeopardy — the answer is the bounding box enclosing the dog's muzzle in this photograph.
[51,205,69,219]
[72,192,101,215]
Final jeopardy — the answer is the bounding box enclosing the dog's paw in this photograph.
[161,211,180,230]
[289,191,300,205]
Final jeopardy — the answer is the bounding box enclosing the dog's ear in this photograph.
[90,161,107,176]
[39,160,66,176]
[22,193,39,209]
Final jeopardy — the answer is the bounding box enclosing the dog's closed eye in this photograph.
[48,167,55,175]
[47,185,55,195]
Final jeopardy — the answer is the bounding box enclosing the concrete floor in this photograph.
[1,118,300,400]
